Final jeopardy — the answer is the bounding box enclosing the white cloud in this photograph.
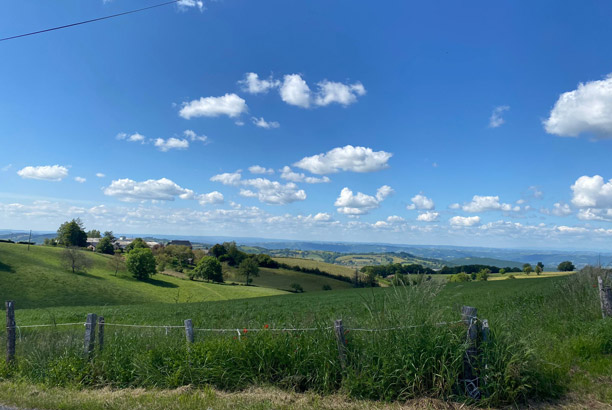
[103,178,195,202]
[417,211,439,222]
[74,177,86,183]
[252,117,280,129]
[460,195,520,213]
[449,215,481,227]
[17,165,68,182]
[239,73,280,94]
[179,93,247,119]
[249,165,274,175]
[183,130,208,143]
[449,203,460,210]
[577,208,612,222]
[544,74,612,139]
[313,212,332,222]
[489,105,509,128]
[406,194,435,210]
[177,0,204,11]
[294,145,392,175]
[280,166,330,183]
[571,175,612,208]
[334,186,391,215]
[154,137,189,152]
[211,171,307,205]
[314,80,366,107]
[528,186,543,199]
[197,191,224,205]
[96,173,105,178]
[1,164,12,172]
[551,202,572,216]
[116,132,146,143]
[280,74,311,108]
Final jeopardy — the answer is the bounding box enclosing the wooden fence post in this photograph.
[5,301,15,365]
[97,316,105,351]
[481,319,489,343]
[598,276,612,318]
[333,319,347,370]
[84,313,97,356]
[461,306,480,400]
[184,319,194,343]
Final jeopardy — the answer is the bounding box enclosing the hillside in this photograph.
[0,243,285,309]
[447,257,525,269]
[272,257,357,278]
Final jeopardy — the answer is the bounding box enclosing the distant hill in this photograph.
[447,257,525,269]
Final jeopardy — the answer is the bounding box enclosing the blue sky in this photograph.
[2,0,612,249]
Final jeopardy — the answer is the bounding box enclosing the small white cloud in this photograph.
[406,194,435,210]
[489,105,510,128]
[74,177,86,183]
[252,117,280,129]
[210,171,242,186]
[1,164,12,172]
[17,165,68,182]
[103,178,194,202]
[334,185,391,215]
[461,195,519,213]
[449,215,481,227]
[211,171,306,205]
[280,166,330,183]
[294,145,392,175]
[314,80,366,107]
[551,202,572,216]
[183,130,208,143]
[239,73,280,94]
[417,211,439,222]
[544,74,612,139]
[313,212,332,222]
[179,93,248,119]
[197,191,224,205]
[528,186,543,199]
[449,203,460,210]
[280,74,311,108]
[177,0,204,11]
[571,175,612,208]
[96,173,105,178]
[116,132,146,143]
[154,137,189,152]
[249,165,274,175]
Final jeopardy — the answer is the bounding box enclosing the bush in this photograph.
[290,283,304,293]
[322,284,332,291]
[449,272,471,282]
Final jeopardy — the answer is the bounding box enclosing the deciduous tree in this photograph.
[126,248,156,280]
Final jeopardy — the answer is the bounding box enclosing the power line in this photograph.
[0,0,180,43]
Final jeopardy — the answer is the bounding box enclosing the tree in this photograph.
[57,219,87,247]
[109,252,125,276]
[209,244,227,258]
[523,263,533,275]
[290,283,304,293]
[126,248,156,280]
[86,229,101,238]
[476,268,490,281]
[558,261,575,272]
[535,265,543,275]
[125,238,149,253]
[536,262,544,271]
[238,258,259,285]
[498,268,506,275]
[103,231,116,241]
[61,247,91,273]
[224,242,246,266]
[193,256,223,282]
[96,236,115,255]
[43,238,57,246]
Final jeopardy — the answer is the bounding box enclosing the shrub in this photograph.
[290,283,304,293]
[449,272,471,282]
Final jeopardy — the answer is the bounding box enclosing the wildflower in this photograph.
[243,328,248,334]
[264,324,269,329]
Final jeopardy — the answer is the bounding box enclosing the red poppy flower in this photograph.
[243,328,248,334]
[264,324,269,329]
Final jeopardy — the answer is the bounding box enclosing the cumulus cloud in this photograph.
[280,166,330,183]
[280,74,311,108]
[334,185,392,215]
[211,171,307,205]
[294,145,392,175]
[252,117,280,129]
[544,74,612,139]
[116,132,146,143]
[314,80,366,106]
[249,165,274,175]
[103,178,195,202]
[17,165,68,181]
[460,195,520,213]
[183,129,208,143]
[177,0,204,11]
[551,202,572,216]
[577,208,612,222]
[417,211,439,222]
[154,137,189,152]
[406,194,435,210]
[96,173,105,178]
[489,105,510,128]
[74,177,86,183]
[197,191,224,205]
[449,215,481,227]
[571,175,612,208]
[313,212,332,222]
[239,73,280,94]
[179,93,247,119]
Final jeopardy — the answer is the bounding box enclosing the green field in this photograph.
[0,243,285,309]
[272,257,357,278]
[1,241,611,408]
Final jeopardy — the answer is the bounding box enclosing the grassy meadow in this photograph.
[1,241,611,408]
[272,257,357,278]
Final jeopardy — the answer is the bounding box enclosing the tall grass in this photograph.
[0,278,569,407]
